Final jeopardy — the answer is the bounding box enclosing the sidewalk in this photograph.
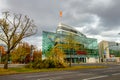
[0,64,26,68]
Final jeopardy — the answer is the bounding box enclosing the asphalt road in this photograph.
[0,64,120,80]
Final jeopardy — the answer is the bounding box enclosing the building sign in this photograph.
[76,50,87,55]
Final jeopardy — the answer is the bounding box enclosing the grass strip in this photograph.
[0,66,107,75]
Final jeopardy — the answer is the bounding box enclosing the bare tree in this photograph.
[0,11,37,69]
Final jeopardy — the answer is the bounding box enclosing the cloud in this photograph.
[3,0,62,49]
[1,0,120,49]
[60,0,120,42]
[0,0,8,18]
[0,0,8,9]
[89,0,120,29]
[23,36,42,49]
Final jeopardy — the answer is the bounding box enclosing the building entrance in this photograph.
[78,57,85,63]
[77,57,86,63]
[66,57,86,63]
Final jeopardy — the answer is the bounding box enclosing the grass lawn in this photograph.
[0,66,107,75]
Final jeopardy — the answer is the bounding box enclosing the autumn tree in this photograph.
[11,42,31,63]
[47,45,65,63]
[62,33,80,66]
[0,46,6,55]
[66,34,81,66]
[11,42,42,63]
[33,49,42,61]
[0,12,37,69]
[0,46,6,63]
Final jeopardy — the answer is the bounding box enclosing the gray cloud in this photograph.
[0,0,120,48]
[89,0,120,29]
[5,0,119,31]
[7,0,61,29]
[60,0,120,36]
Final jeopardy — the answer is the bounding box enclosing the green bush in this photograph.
[26,59,68,69]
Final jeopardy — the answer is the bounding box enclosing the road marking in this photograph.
[26,74,49,78]
[26,71,77,78]
[112,73,120,75]
[82,75,108,80]
[37,76,63,80]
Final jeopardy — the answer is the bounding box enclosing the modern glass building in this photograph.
[42,23,99,63]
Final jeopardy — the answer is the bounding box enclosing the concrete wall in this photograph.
[86,57,99,63]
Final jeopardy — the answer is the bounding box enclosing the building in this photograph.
[42,23,99,63]
[99,40,120,62]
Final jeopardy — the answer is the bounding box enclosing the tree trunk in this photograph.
[4,53,9,69]
[69,50,72,67]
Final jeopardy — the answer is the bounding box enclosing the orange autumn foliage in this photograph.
[0,46,6,55]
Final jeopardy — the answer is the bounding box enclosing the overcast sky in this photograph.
[0,0,120,49]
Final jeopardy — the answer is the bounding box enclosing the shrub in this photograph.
[25,62,33,68]
[26,59,68,69]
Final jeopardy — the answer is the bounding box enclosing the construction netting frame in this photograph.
[42,31,99,58]
[109,48,120,57]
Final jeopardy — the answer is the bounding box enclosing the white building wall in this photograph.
[103,41,110,59]
[86,57,99,63]
[116,57,120,62]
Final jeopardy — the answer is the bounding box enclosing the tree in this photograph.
[63,33,80,67]
[53,33,81,67]
[0,46,6,63]
[33,49,42,61]
[11,42,31,63]
[11,42,42,63]
[47,45,65,63]
[0,12,37,69]
[0,46,6,55]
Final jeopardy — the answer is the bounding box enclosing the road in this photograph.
[0,64,120,80]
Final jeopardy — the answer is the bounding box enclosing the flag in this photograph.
[60,11,62,17]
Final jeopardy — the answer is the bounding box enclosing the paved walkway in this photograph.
[0,64,26,68]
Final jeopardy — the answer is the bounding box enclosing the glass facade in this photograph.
[42,31,99,63]
[42,23,99,63]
